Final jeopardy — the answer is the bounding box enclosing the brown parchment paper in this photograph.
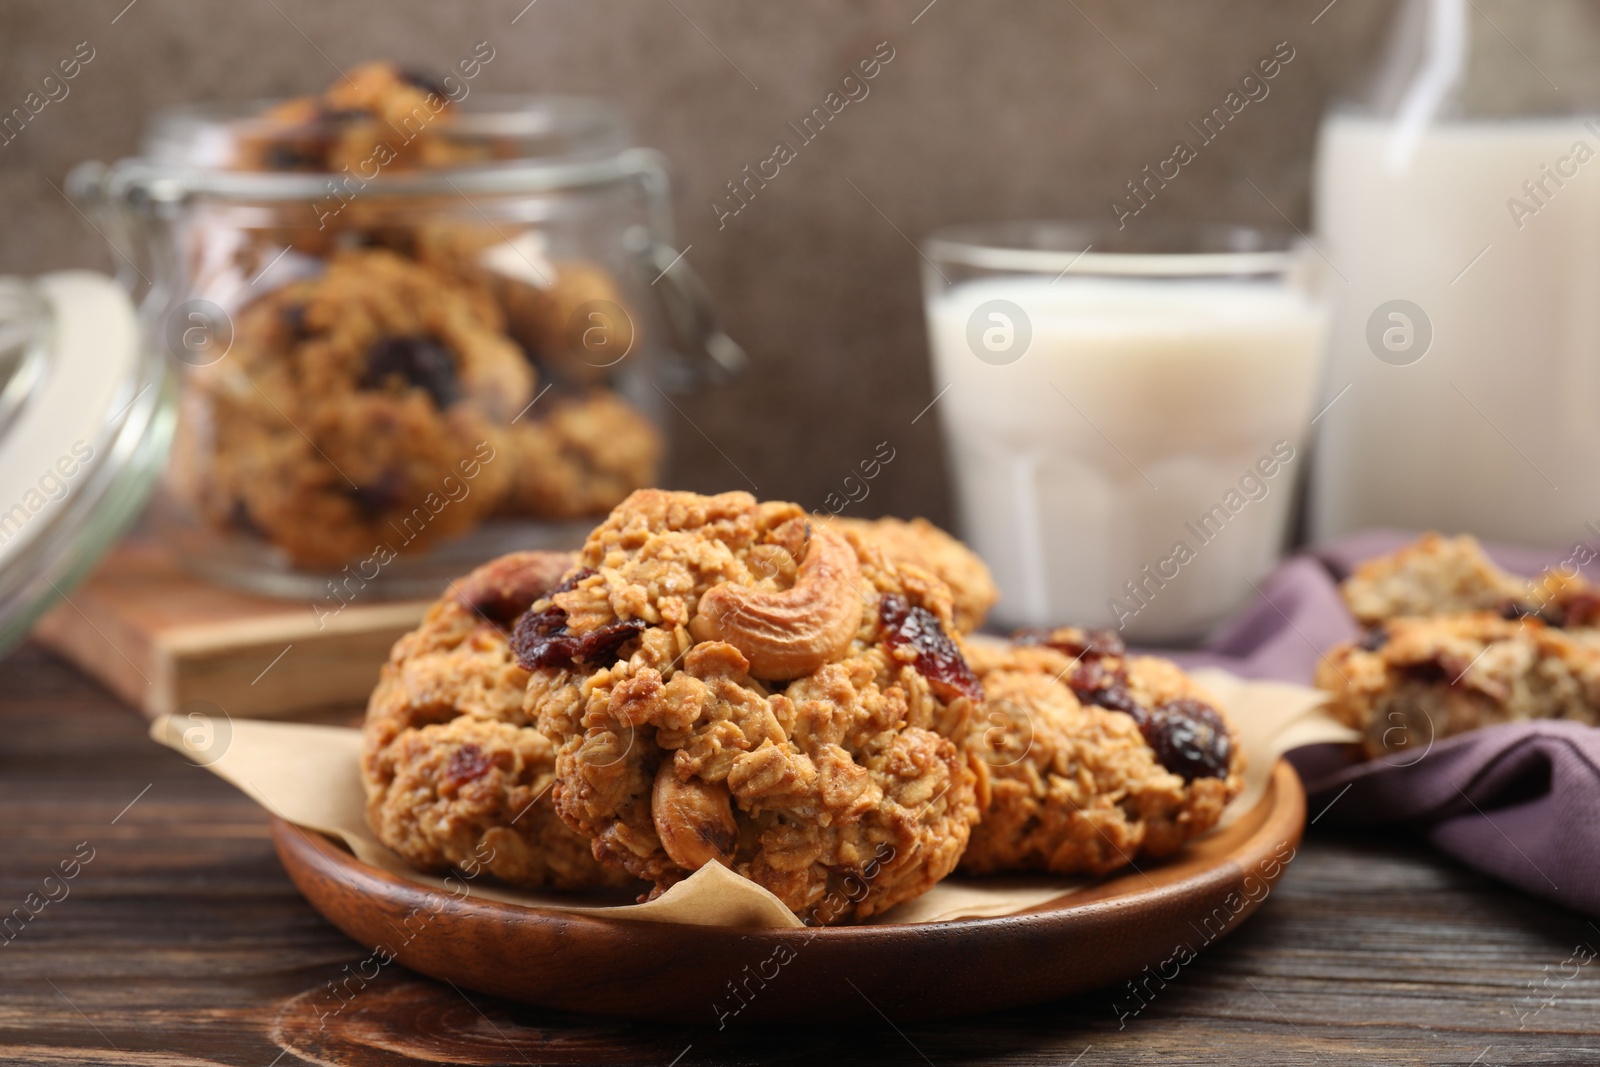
[150,668,1357,930]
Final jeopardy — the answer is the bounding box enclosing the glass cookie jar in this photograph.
[70,65,742,600]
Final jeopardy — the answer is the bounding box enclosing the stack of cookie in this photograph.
[1318,533,1600,757]
[361,490,1244,924]
[169,62,662,568]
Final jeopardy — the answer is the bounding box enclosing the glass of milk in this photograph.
[921,222,1329,643]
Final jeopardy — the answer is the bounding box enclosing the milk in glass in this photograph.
[926,272,1326,642]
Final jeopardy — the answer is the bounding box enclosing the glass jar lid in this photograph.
[0,272,175,656]
[144,94,633,169]
[125,94,648,200]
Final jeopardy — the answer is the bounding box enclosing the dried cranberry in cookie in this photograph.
[361,335,462,409]
[1144,697,1232,782]
[878,593,981,701]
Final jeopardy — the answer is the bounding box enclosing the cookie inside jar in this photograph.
[128,61,684,597]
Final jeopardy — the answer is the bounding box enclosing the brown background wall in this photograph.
[0,0,1390,528]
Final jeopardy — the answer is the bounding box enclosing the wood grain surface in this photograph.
[32,542,428,720]
[2,640,1598,1066]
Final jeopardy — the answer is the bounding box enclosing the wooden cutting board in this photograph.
[33,541,428,719]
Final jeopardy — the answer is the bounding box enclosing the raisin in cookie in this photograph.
[959,627,1243,876]
[521,490,983,922]
[1317,613,1600,757]
[172,249,528,566]
[833,516,998,633]
[362,551,635,890]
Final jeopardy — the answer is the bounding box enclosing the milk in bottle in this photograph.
[1310,0,1600,545]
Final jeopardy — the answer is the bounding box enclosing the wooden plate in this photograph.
[272,760,1305,1024]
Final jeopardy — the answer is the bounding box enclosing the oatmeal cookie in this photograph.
[1316,613,1600,757]
[834,516,998,633]
[175,248,528,566]
[1342,532,1600,628]
[522,489,983,922]
[379,228,660,520]
[225,63,493,256]
[1343,534,1532,625]
[499,391,663,520]
[402,229,637,389]
[959,627,1243,876]
[512,260,637,387]
[362,551,634,890]
[234,61,479,174]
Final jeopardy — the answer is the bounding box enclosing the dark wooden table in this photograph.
[3,641,1598,1067]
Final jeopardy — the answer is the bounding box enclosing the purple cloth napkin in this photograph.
[1310,722,1597,911]
[1155,529,1600,915]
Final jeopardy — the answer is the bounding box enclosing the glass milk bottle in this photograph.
[1310,0,1600,545]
